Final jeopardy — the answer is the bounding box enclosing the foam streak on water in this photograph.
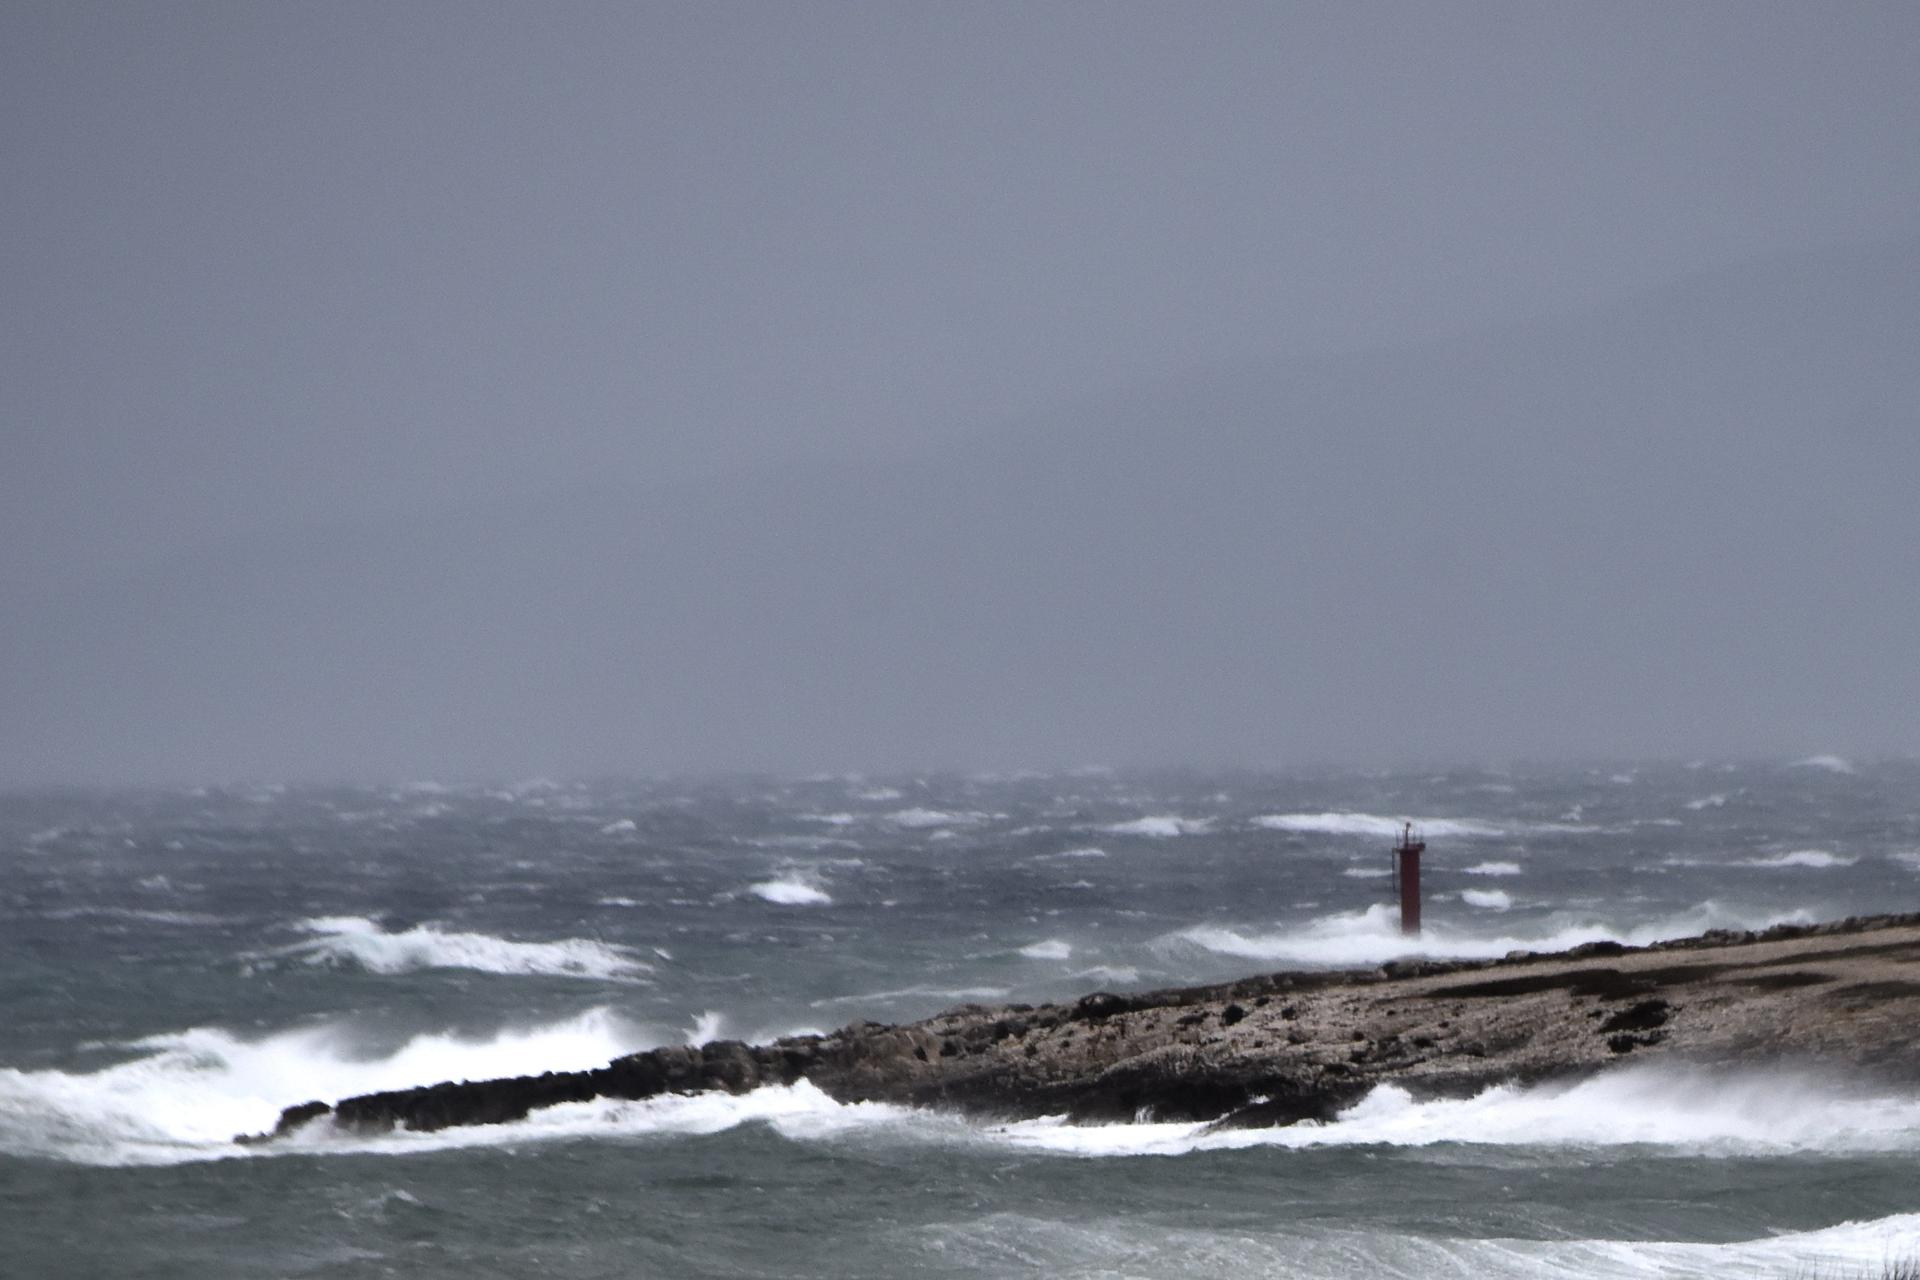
[921,1211,1920,1280]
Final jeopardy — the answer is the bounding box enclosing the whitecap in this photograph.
[266,917,651,981]
[1252,812,1504,838]
[747,877,832,906]
[1792,754,1856,773]
[1463,861,1522,876]
[1104,816,1209,838]
[1018,940,1072,960]
[1460,888,1512,910]
[1686,793,1729,810]
[598,819,637,835]
[1341,867,1393,879]
[888,807,984,829]
[1738,849,1857,869]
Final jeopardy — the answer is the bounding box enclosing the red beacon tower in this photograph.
[1392,821,1425,937]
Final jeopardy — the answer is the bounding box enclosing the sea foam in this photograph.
[270,916,651,981]
[1166,900,1813,968]
[0,1008,653,1167]
[1739,849,1857,869]
[920,1208,1920,1280]
[993,1064,1920,1159]
[337,1079,923,1157]
[1104,816,1209,838]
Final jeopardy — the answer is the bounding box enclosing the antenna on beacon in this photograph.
[1391,821,1426,937]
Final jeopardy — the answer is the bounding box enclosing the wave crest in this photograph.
[269,916,651,981]
[748,877,832,906]
[1104,816,1210,838]
[1253,812,1505,838]
[1741,849,1857,869]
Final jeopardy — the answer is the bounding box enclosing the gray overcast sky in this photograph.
[3,3,1918,783]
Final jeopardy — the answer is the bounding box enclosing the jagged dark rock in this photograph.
[234,1099,330,1146]
[237,911,1920,1146]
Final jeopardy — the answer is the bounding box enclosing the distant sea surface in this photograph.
[5,761,1919,1278]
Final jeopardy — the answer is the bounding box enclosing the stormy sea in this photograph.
[4,759,1918,1278]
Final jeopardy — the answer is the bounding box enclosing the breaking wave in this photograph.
[1253,812,1506,838]
[1740,849,1858,869]
[1104,816,1210,838]
[685,1011,727,1045]
[266,916,652,981]
[312,1080,922,1158]
[992,1064,1920,1159]
[748,877,833,906]
[0,1008,654,1167]
[889,808,985,829]
[1165,901,1813,968]
[314,1064,1920,1167]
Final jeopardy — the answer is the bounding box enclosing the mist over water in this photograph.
[4,762,1919,1275]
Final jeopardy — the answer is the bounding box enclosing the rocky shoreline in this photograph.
[240,912,1920,1145]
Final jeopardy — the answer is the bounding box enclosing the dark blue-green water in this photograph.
[4,761,1918,1277]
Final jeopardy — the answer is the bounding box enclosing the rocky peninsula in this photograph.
[241,912,1920,1144]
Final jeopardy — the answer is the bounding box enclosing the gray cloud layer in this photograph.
[4,4,1917,783]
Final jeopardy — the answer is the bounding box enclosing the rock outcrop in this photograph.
[239,912,1920,1144]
